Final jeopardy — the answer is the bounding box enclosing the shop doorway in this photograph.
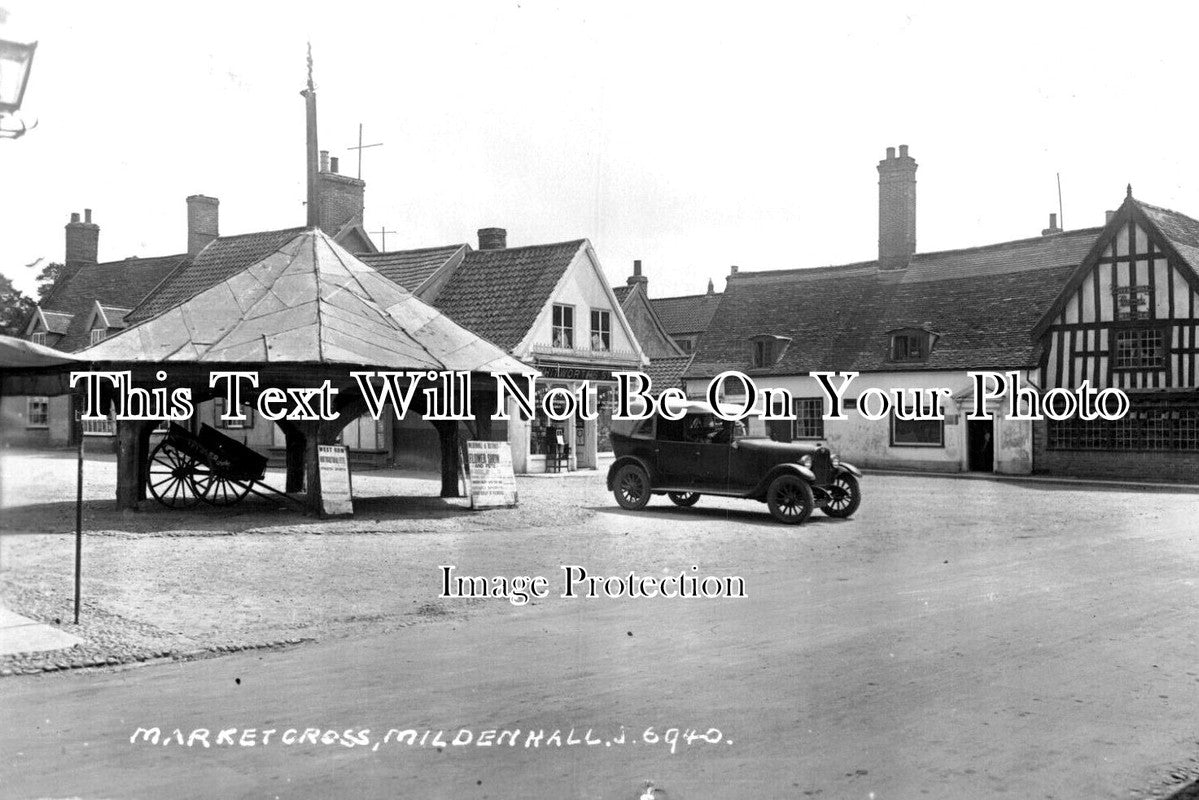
[967,418,994,472]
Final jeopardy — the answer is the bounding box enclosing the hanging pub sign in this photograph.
[317,444,353,517]
[466,440,518,509]
[1113,284,1152,321]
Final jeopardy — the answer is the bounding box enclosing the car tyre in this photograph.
[822,473,861,519]
[766,474,814,525]
[613,464,651,511]
[667,492,700,507]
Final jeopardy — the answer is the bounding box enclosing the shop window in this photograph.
[590,309,611,351]
[214,397,255,430]
[90,328,106,345]
[1048,403,1199,451]
[891,414,943,447]
[30,331,47,345]
[26,396,49,428]
[552,304,574,349]
[792,397,824,440]
[1112,328,1166,370]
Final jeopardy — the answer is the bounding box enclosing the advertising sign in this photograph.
[465,441,518,509]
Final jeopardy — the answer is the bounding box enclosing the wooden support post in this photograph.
[434,420,462,498]
[277,420,307,493]
[302,420,323,513]
[114,420,142,510]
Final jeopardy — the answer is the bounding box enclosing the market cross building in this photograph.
[684,147,1199,481]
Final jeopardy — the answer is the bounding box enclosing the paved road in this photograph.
[3,477,1199,799]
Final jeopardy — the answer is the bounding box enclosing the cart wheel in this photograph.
[191,470,251,506]
[146,442,203,508]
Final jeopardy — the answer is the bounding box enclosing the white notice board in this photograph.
[466,441,518,509]
[317,445,353,517]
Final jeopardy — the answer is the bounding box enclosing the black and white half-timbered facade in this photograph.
[1033,190,1199,480]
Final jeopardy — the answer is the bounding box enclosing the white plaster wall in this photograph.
[523,252,637,355]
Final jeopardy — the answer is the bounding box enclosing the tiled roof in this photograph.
[1137,200,1199,281]
[128,227,307,323]
[685,227,1101,378]
[358,244,467,292]
[644,354,694,391]
[612,284,633,303]
[431,240,586,351]
[83,230,531,376]
[98,304,132,329]
[40,310,73,335]
[651,292,722,335]
[39,253,186,352]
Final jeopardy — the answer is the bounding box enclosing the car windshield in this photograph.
[658,413,747,444]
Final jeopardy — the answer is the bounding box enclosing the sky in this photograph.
[1,1,1198,300]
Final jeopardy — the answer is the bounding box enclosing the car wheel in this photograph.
[613,464,651,511]
[822,473,861,519]
[668,492,700,507]
[766,474,814,525]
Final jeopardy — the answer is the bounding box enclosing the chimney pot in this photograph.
[730,265,739,275]
[330,156,339,174]
[877,145,918,270]
[1105,210,1115,223]
[478,227,507,250]
[320,150,330,173]
[626,259,648,287]
[186,194,220,256]
[65,208,99,268]
[84,208,92,224]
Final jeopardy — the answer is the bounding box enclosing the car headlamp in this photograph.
[799,454,812,468]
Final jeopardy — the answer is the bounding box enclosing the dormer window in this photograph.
[749,334,792,368]
[30,331,46,346]
[90,328,106,345]
[888,326,939,363]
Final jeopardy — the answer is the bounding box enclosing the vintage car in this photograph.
[606,400,862,524]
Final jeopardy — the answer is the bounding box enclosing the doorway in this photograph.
[967,418,994,472]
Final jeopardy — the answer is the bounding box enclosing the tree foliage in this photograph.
[0,273,34,336]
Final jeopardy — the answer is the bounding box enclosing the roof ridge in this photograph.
[1137,199,1199,226]
[651,291,723,302]
[364,243,469,257]
[464,239,587,256]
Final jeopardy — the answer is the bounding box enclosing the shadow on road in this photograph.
[592,502,850,529]
[0,493,475,535]
[1165,781,1199,799]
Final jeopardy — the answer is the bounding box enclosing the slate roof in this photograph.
[644,354,694,391]
[358,244,468,292]
[128,227,307,324]
[39,253,186,352]
[685,227,1103,378]
[430,240,587,351]
[82,230,532,375]
[651,292,722,336]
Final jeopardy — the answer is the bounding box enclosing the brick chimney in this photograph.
[878,145,917,270]
[478,227,507,250]
[64,209,99,272]
[186,195,219,255]
[626,259,648,287]
[1041,212,1062,237]
[315,153,365,238]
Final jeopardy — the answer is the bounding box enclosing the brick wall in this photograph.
[1032,419,1199,482]
[316,172,365,237]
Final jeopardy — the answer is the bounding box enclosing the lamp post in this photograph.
[0,36,37,139]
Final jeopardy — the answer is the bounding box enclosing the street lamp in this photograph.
[0,36,37,139]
